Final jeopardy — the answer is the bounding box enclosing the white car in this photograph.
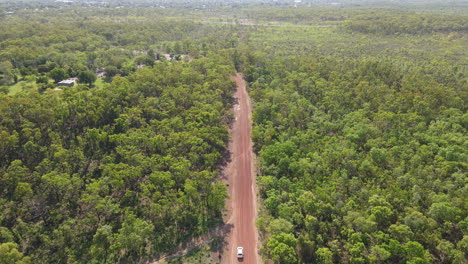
[237,247,244,259]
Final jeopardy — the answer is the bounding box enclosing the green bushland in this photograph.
[0,56,236,263]
[244,7,467,264]
[0,2,467,263]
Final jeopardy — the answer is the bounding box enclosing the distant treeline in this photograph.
[344,12,468,35]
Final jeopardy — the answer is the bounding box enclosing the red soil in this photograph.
[222,74,260,264]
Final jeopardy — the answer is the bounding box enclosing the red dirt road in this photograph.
[222,74,260,264]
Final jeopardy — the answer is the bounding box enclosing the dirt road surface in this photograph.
[222,74,260,264]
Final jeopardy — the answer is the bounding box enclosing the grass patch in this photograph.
[94,77,113,89]
[94,78,105,89]
[8,81,38,95]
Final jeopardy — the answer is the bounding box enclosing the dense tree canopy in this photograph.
[247,28,467,264]
[0,53,236,262]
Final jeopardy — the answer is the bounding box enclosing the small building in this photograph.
[163,54,172,61]
[96,70,106,78]
[58,79,75,87]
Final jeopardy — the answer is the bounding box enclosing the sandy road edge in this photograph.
[243,75,262,264]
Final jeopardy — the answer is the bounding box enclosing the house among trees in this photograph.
[96,69,106,78]
[57,79,75,87]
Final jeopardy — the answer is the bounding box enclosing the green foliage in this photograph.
[270,243,297,264]
[78,70,97,86]
[248,6,467,263]
[429,202,461,223]
[0,54,235,263]
[0,242,31,264]
[343,11,467,35]
[266,218,294,235]
[48,67,67,83]
[266,233,298,263]
[112,214,154,261]
[134,55,155,67]
[35,76,49,84]
[316,248,333,264]
[104,66,119,78]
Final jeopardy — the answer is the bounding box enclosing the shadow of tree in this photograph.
[160,223,234,263]
[210,223,234,254]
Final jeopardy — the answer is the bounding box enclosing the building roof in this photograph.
[58,80,75,84]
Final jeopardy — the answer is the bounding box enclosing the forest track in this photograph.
[221,74,260,264]
[151,74,259,264]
